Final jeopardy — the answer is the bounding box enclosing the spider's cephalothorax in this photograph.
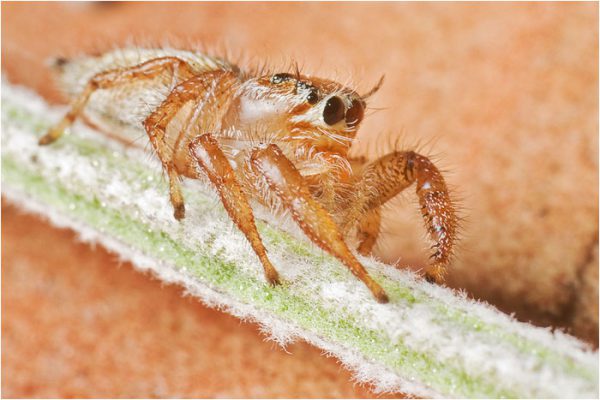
[40,48,458,303]
[235,72,365,151]
[221,71,367,182]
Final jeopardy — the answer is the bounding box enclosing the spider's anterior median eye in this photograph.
[345,99,365,128]
[323,96,345,125]
[271,73,293,84]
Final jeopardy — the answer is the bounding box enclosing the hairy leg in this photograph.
[143,70,237,220]
[346,151,457,283]
[39,56,197,145]
[189,134,280,285]
[250,144,388,303]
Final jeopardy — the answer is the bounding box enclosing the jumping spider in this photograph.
[39,48,458,303]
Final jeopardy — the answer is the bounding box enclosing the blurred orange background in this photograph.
[2,2,598,398]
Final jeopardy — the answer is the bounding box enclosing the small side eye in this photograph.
[271,73,292,84]
[306,90,319,105]
[345,99,365,128]
[323,96,345,125]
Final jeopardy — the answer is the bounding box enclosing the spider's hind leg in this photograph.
[345,151,458,283]
[143,69,238,221]
[39,56,196,145]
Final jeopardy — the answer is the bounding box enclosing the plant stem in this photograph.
[2,81,597,398]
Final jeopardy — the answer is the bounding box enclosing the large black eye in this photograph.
[345,99,365,128]
[271,73,292,84]
[323,96,345,125]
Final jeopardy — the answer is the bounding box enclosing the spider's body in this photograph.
[41,47,458,302]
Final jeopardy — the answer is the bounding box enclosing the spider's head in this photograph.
[237,72,381,154]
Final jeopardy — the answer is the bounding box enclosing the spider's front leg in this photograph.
[188,134,280,285]
[250,144,389,303]
[346,151,458,284]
